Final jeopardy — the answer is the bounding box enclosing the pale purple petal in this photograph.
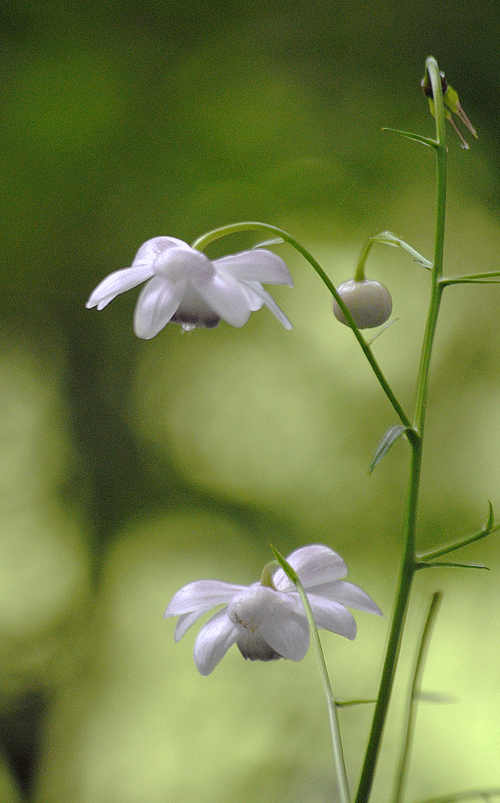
[234,283,265,312]
[260,610,310,660]
[311,580,382,615]
[173,610,205,642]
[273,545,348,592]
[133,276,185,339]
[307,594,357,640]
[131,236,189,267]
[164,580,247,617]
[193,608,241,675]
[165,579,248,643]
[196,273,255,327]
[86,264,155,310]
[228,586,310,661]
[241,281,293,330]
[214,249,293,286]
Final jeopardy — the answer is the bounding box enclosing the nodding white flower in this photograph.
[164,544,382,675]
[86,237,293,338]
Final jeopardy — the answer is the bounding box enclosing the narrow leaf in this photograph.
[336,699,376,708]
[372,231,433,268]
[382,126,437,149]
[252,237,285,249]
[366,317,399,346]
[417,501,500,561]
[370,424,406,473]
[269,544,299,583]
[485,499,494,531]
[417,561,489,570]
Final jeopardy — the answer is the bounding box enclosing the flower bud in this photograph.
[333,279,392,329]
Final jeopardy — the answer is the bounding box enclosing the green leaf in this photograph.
[371,231,433,269]
[441,272,500,286]
[417,501,500,562]
[365,317,399,346]
[485,499,494,531]
[269,544,299,583]
[335,699,376,708]
[417,561,489,570]
[252,237,285,249]
[370,424,407,473]
[382,126,437,149]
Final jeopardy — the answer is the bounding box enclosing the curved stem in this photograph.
[354,239,375,282]
[354,56,448,803]
[193,222,411,429]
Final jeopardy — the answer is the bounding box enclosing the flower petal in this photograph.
[173,610,207,642]
[241,281,293,330]
[273,545,348,591]
[131,236,190,267]
[307,593,357,640]
[193,608,241,675]
[165,580,247,617]
[260,609,310,660]
[228,585,310,661]
[196,273,255,327]
[133,276,185,339]
[85,264,155,310]
[165,580,248,642]
[214,249,293,286]
[312,580,383,616]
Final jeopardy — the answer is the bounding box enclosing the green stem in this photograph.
[296,576,351,803]
[392,591,443,803]
[354,56,448,803]
[193,223,411,429]
[418,523,500,561]
[354,239,375,281]
[270,546,350,803]
[440,271,500,286]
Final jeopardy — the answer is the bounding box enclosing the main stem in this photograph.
[354,57,447,803]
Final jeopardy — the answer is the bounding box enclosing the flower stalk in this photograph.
[354,56,449,803]
[194,222,412,430]
[272,546,351,803]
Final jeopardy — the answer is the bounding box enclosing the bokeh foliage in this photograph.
[1,1,500,800]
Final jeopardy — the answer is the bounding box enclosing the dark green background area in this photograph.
[1,1,500,801]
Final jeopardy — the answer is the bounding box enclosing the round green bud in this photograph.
[333,279,392,329]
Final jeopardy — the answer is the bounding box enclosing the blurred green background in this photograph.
[2,1,500,801]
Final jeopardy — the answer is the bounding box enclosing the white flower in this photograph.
[164,544,382,675]
[86,237,293,338]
